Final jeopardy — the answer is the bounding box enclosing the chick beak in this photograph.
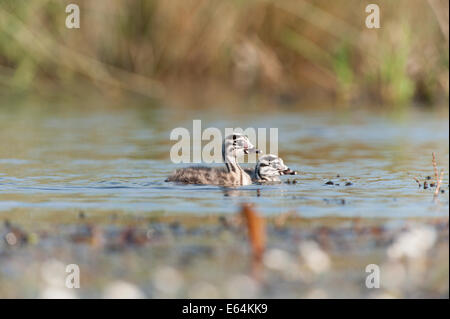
[244,146,260,155]
[281,167,297,175]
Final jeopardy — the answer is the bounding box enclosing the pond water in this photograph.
[0,105,448,218]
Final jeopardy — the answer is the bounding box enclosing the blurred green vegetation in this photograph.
[0,0,448,108]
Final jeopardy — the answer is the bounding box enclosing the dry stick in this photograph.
[434,169,445,199]
[432,152,439,184]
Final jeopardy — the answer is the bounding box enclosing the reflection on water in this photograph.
[0,106,448,217]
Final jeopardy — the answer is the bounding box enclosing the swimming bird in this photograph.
[245,154,297,182]
[166,133,260,186]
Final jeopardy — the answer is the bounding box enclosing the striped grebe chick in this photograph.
[166,133,259,186]
[244,154,297,182]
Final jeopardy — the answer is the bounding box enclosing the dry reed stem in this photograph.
[432,152,439,184]
[241,203,266,262]
[431,152,445,201]
[434,169,444,198]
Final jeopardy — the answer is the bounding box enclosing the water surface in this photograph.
[0,106,448,218]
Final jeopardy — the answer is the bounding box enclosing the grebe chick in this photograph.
[244,154,297,182]
[166,133,260,186]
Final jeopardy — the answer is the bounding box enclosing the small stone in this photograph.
[345,182,353,186]
[325,181,334,185]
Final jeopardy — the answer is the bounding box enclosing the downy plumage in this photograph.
[244,154,297,182]
[166,133,259,186]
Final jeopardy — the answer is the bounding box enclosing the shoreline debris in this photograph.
[411,152,446,202]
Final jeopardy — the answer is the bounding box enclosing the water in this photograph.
[0,106,448,218]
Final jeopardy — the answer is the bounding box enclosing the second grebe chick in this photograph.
[245,154,297,182]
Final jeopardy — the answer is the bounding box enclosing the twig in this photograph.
[434,169,444,199]
[432,152,439,184]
